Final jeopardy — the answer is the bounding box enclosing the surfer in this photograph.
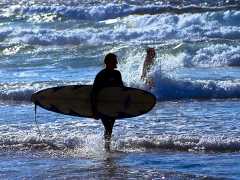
[141,47,156,87]
[91,53,124,150]
[141,48,156,87]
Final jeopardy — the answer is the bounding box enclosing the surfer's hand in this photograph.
[93,112,100,120]
[94,116,100,120]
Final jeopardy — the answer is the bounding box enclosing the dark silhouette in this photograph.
[91,53,124,151]
[141,47,156,86]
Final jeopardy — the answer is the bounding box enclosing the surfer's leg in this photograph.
[101,118,115,140]
[101,117,115,151]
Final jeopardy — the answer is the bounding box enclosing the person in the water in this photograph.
[91,53,124,150]
[141,47,156,86]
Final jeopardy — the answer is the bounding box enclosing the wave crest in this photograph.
[3,3,240,21]
[153,75,240,101]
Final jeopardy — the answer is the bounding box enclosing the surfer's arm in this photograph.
[118,71,124,87]
[90,91,99,120]
[91,74,102,120]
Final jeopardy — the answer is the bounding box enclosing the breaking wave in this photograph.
[2,3,240,21]
[153,75,240,101]
[0,133,240,153]
[0,11,239,47]
[1,77,240,103]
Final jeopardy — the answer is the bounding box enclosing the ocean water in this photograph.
[0,0,240,179]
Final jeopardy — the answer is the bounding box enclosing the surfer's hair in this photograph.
[104,53,117,64]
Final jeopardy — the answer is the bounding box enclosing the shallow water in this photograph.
[1,151,239,179]
[0,100,240,179]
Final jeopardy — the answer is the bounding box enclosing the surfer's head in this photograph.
[104,53,118,70]
[146,47,156,59]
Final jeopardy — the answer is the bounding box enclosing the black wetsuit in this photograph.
[92,69,124,141]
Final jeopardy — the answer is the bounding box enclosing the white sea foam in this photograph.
[190,44,240,67]
[2,2,240,21]
[1,127,240,153]
[114,135,240,152]
[0,8,239,48]
[118,47,240,101]
[1,11,239,47]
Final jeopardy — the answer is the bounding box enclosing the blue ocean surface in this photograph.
[0,0,240,179]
